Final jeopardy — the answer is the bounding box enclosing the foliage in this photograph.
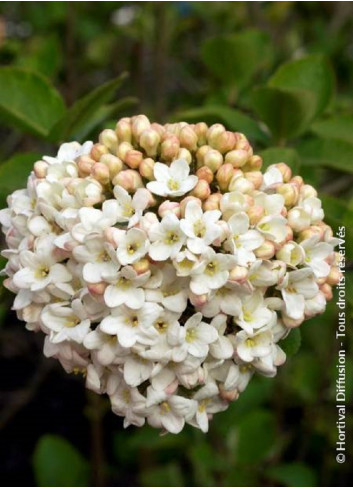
[0,2,352,487]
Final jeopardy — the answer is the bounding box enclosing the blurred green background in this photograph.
[0,1,352,487]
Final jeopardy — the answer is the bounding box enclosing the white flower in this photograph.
[74,237,117,283]
[235,329,273,363]
[145,264,188,313]
[113,185,150,227]
[116,228,149,265]
[201,283,242,318]
[41,299,90,344]
[110,381,148,428]
[276,241,305,267]
[147,159,198,197]
[301,197,324,223]
[254,192,284,216]
[99,302,161,348]
[83,329,127,366]
[190,382,228,433]
[300,236,332,278]
[208,314,234,360]
[71,201,119,243]
[172,249,199,277]
[220,191,248,220]
[190,248,236,295]
[148,213,186,260]
[235,291,276,335]
[178,312,218,358]
[44,141,93,165]
[226,212,264,265]
[257,215,287,244]
[278,268,319,320]
[104,266,150,309]
[123,353,154,387]
[180,201,221,254]
[261,165,283,190]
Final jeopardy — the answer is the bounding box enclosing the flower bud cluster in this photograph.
[0,116,340,433]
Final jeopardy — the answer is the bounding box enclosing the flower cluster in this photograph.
[0,116,340,433]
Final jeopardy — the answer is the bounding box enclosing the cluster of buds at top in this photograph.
[0,115,340,434]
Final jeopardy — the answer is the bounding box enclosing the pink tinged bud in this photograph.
[131,114,151,140]
[234,133,252,153]
[180,196,202,217]
[189,292,208,307]
[177,148,192,164]
[298,226,323,242]
[88,282,107,295]
[225,149,249,168]
[151,122,165,138]
[112,169,143,192]
[254,240,276,259]
[203,149,223,172]
[158,200,181,218]
[164,378,179,396]
[132,258,150,275]
[196,145,211,167]
[91,163,110,185]
[194,122,208,146]
[326,266,341,286]
[290,175,304,188]
[219,387,239,402]
[34,160,48,178]
[247,205,265,225]
[282,314,303,328]
[206,123,226,146]
[115,117,132,143]
[229,266,248,283]
[160,135,180,161]
[229,175,254,194]
[243,154,263,172]
[300,184,318,199]
[99,129,118,153]
[191,179,211,200]
[274,163,292,183]
[277,183,299,207]
[212,220,229,246]
[104,227,119,247]
[100,154,123,178]
[139,128,160,157]
[285,225,293,242]
[216,163,234,191]
[90,143,109,161]
[203,192,222,211]
[320,283,333,301]
[215,131,236,153]
[245,171,263,190]
[124,149,143,169]
[196,166,214,184]
[117,142,133,160]
[139,212,159,233]
[179,125,198,151]
[77,155,95,177]
[139,158,155,180]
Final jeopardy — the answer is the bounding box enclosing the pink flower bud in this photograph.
[196,166,213,184]
[245,171,263,190]
[274,163,292,182]
[189,292,208,307]
[115,117,132,143]
[132,258,150,275]
[104,227,120,247]
[219,387,239,402]
[90,143,109,161]
[196,145,211,167]
[160,135,180,161]
[320,283,333,301]
[179,125,198,151]
[177,147,192,164]
[326,266,341,286]
[77,155,95,177]
[203,149,223,172]
[254,240,276,259]
[212,220,229,246]
[285,225,293,242]
[151,122,165,138]
[203,192,222,211]
[290,175,304,188]
[91,163,110,185]
[225,149,249,168]
[34,160,48,178]
[100,154,123,178]
[99,129,118,153]
[131,114,150,140]
[243,154,262,171]
[139,128,160,157]
[112,169,143,192]
[158,200,181,218]
[139,212,159,233]
[180,196,202,217]
[215,131,236,153]
[88,282,107,295]
[194,122,208,146]
[139,158,155,180]
[277,183,299,207]
[124,149,143,169]
[234,133,252,153]
[229,266,248,283]
[282,314,303,328]
[206,123,225,146]
[191,179,211,200]
[247,205,265,225]
[300,184,318,199]
[229,175,254,194]
[117,142,133,160]
[216,163,234,191]
[164,378,179,395]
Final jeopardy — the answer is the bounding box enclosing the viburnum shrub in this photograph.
[0,115,341,433]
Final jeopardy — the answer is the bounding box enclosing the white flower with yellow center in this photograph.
[235,291,276,335]
[178,312,218,358]
[276,241,305,268]
[116,228,149,265]
[147,159,198,197]
[257,215,287,244]
[148,213,186,260]
[110,380,148,428]
[172,249,199,277]
[180,201,221,254]
[83,328,128,366]
[43,141,93,165]
[254,192,285,216]
[190,381,228,433]
[278,268,319,320]
[300,235,332,278]
[220,191,248,221]
[104,265,150,309]
[235,328,273,363]
[73,237,117,283]
[190,248,236,295]
[226,212,264,265]
[113,185,150,227]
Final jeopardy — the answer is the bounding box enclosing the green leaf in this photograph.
[260,146,300,172]
[267,462,317,487]
[311,115,353,144]
[279,328,301,356]
[201,30,272,90]
[298,137,353,173]
[16,35,63,79]
[252,86,317,140]
[49,72,128,142]
[236,409,276,464]
[0,67,66,138]
[0,152,41,208]
[269,54,335,119]
[173,105,268,143]
[139,463,184,487]
[33,434,90,487]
